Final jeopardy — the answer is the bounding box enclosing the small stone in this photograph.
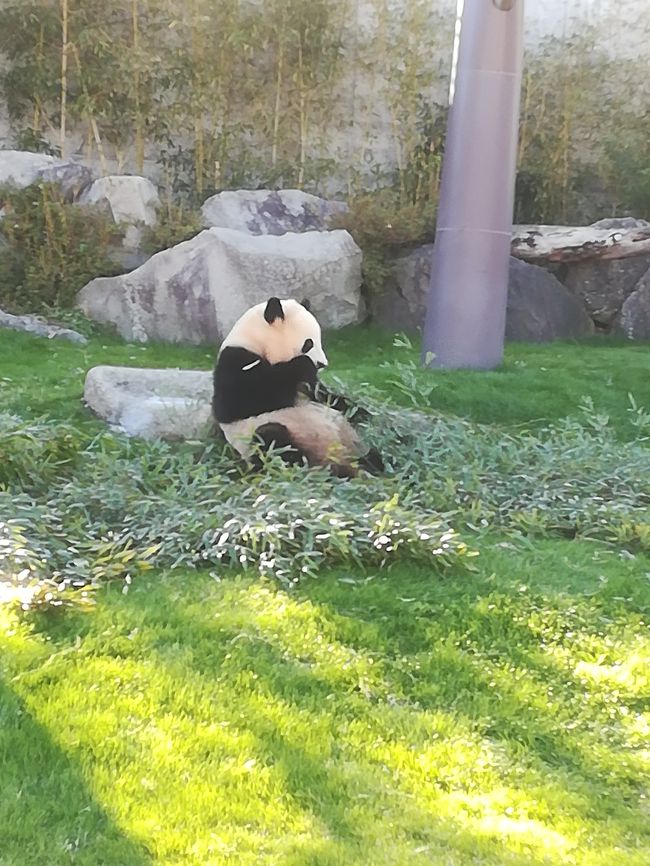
[0,309,88,345]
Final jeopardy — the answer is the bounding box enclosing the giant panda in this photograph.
[212,297,383,478]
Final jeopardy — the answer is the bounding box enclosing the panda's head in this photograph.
[221,297,328,368]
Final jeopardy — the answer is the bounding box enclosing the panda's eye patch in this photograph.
[301,339,314,354]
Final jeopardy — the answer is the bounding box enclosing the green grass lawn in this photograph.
[2,326,650,435]
[1,326,650,865]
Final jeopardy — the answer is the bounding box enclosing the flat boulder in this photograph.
[84,365,214,440]
[201,188,347,235]
[77,226,363,344]
[0,149,92,200]
[511,223,650,263]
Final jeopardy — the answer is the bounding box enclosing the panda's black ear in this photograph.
[300,298,311,312]
[264,297,285,324]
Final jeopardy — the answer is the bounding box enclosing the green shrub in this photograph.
[0,182,120,314]
[13,126,60,156]
[140,201,203,255]
[601,136,650,220]
[32,307,116,340]
[0,414,88,492]
[330,191,436,300]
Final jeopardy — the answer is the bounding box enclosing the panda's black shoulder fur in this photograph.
[213,346,318,423]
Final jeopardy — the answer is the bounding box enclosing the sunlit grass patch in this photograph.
[2,541,649,866]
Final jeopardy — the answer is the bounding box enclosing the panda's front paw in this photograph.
[291,353,318,386]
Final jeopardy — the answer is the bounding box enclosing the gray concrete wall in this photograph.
[0,0,645,186]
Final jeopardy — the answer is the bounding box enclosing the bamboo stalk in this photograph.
[90,117,109,175]
[133,0,145,173]
[517,67,532,166]
[191,0,205,195]
[33,24,45,134]
[71,43,108,175]
[59,0,69,158]
[297,39,306,188]
[271,35,284,167]
[195,117,204,196]
[346,0,361,197]
[560,66,572,222]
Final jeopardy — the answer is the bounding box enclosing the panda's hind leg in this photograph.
[249,422,358,479]
[251,422,307,470]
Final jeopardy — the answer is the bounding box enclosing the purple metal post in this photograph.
[421,0,524,369]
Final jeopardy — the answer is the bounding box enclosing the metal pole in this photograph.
[421,0,524,369]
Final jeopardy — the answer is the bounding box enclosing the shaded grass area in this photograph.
[1,540,649,866]
[1,326,650,864]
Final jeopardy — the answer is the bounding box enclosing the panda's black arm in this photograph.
[306,379,373,424]
[213,346,317,423]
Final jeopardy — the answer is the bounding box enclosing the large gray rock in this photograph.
[77,226,363,344]
[373,245,593,341]
[615,266,650,340]
[201,188,347,235]
[0,149,92,200]
[506,258,593,341]
[562,255,650,327]
[84,365,213,440]
[372,243,433,333]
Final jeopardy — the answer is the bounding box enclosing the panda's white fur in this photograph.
[214,298,371,475]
